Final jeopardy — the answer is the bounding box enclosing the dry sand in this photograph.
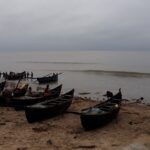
[0,98,150,150]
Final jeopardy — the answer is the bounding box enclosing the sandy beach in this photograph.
[0,98,150,150]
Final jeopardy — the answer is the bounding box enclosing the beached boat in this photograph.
[80,101,121,130]
[25,89,74,123]
[13,83,29,97]
[37,73,58,84]
[3,83,29,97]
[60,89,74,99]
[0,83,29,106]
[12,84,62,109]
[80,89,122,130]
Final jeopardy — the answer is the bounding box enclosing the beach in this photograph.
[0,98,150,150]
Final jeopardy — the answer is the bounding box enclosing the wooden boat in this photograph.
[80,89,122,130]
[37,73,58,84]
[13,83,29,97]
[3,83,29,97]
[25,89,74,123]
[61,89,74,99]
[0,83,29,106]
[12,84,62,109]
[80,101,121,130]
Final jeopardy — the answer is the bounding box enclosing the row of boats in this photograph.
[2,71,59,84]
[0,80,122,130]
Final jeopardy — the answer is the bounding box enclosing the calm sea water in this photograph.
[0,51,150,102]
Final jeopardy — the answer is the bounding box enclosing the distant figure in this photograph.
[103,91,113,100]
[31,72,33,78]
[2,72,5,78]
[26,87,32,96]
[26,72,29,79]
[44,84,49,93]
[136,97,144,103]
[44,84,50,96]
[24,71,26,78]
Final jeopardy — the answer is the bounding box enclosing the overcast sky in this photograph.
[0,0,150,51]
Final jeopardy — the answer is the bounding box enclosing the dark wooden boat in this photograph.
[80,89,122,130]
[13,83,29,97]
[80,101,121,130]
[3,83,28,97]
[12,84,62,109]
[61,89,74,99]
[2,83,28,97]
[25,89,74,123]
[37,73,58,84]
[0,83,29,106]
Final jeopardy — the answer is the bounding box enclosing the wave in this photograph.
[81,70,150,77]
[19,61,150,78]
[47,69,150,78]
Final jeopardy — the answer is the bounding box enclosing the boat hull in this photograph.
[25,89,74,123]
[37,74,58,84]
[13,84,62,110]
[80,102,121,130]
[25,100,72,123]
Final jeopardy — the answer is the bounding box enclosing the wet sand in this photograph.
[0,98,150,150]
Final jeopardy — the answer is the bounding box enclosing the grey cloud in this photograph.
[0,0,150,51]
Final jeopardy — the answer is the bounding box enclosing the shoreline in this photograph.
[0,98,150,150]
[2,79,150,104]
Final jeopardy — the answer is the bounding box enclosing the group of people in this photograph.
[0,71,33,79]
[22,71,33,79]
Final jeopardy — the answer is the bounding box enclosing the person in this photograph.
[26,87,32,96]
[44,84,49,93]
[24,71,26,78]
[44,84,50,96]
[26,72,29,79]
[103,91,113,100]
[31,72,33,78]
[136,97,144,103]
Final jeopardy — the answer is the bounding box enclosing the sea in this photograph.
[0,50,150,103]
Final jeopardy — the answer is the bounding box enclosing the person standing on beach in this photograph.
[44,84,50,96]
[103,91,113,100]
[26,72,29,79]
[26,87,32,96]
[31,72,33,80]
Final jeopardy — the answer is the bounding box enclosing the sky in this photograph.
[0,0,150,51]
